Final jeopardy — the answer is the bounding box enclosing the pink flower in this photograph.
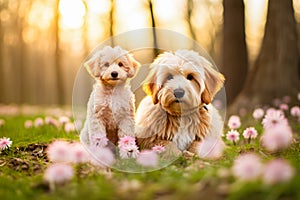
[46,140,71,163]
[64,122,76,133]
[118,136,136,147]
[89,147,115,167]
[44,163,74,184]
[24,120,33,129]
[261,125,293,152]
[0,119,5,127]
[262,109,288,129]
[136,150,158,167]
[45,116,60,128]
[90,133,109,147]
[0,137,12,151]
[252,108,264,120]
[227,115,241,129]
[70,143,90,164]
[298,92,300,101]
[242,127,258,139]
[232,153,263,181]
[59,116,70,124]
[34,117,44,127]
[279,103,289,111]
[152,145,166,154]
[290,106,300,117]
[119,144,139,159]
[262,159,294,185]
[226,130,240,144]
[197,137,225,160]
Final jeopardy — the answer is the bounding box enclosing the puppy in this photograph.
[135,50,224,153]
[80,46,140,147]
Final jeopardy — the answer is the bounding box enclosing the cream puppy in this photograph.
[80,46,140,147]
[135,50,224,153]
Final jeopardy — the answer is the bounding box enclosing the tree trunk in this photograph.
[54,0,64,104]
[0,2,4,103]
[230,0,300,114]
[223,0,248,105]
[149,0,159,57]
[109,0,114,46]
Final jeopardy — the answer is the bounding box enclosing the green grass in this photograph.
[0,113,299,200]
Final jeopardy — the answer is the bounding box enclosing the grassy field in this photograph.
[0,108,299,200]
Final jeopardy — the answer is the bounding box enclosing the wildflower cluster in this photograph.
[232,153,294,185]
[44,140,91,189]
[24,116,76,133]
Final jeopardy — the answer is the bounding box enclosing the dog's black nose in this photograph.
[174,88,185,99]
[111,71,118,78]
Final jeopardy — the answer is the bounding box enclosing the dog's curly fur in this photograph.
[80,46,140,146]
[135,50,225,153]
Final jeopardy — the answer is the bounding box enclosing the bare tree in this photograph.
[54,0,64,104]
[223,0,248,105]
[230,0,300,113]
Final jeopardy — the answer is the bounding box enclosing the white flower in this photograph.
[232,153,263,181]
[261,125,293,152]
[0,137,12,151]
[119,144,139,159]
[227,115,241,129]
[46,140,72,163]
[252,108,264,120]
[24,120,33,129]
[262,159,294,185]
[44,163,74,184]
[226,130,240,143]
[242,127,258,139]
[34,118,44,127]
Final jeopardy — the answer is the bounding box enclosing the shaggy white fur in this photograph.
[80,46,140,146]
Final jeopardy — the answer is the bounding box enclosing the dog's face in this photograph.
[144,50,224,116]
[85,46,140,86]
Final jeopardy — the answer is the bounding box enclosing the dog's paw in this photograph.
[182,150,195,158]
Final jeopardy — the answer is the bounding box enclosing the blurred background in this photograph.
[0,0,299,111]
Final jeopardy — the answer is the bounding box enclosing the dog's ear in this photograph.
[201,58,225,104]
[127,54,140,78]
[84,51,102,78]
[143,70,160,104]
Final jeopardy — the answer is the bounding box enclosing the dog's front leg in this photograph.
[118,116,135,137]
[88,107,107,147]
[187,140,201,154]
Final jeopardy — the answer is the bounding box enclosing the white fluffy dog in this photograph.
[135,50,225,153]
[80,46,140,146]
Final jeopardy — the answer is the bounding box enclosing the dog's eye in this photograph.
[187,74,193,80]
[167,74,173,80]
[104,62,110,67]
[118,62,123,67]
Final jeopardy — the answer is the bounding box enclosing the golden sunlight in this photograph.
[59,0,86,29]
[88,0,111,14]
